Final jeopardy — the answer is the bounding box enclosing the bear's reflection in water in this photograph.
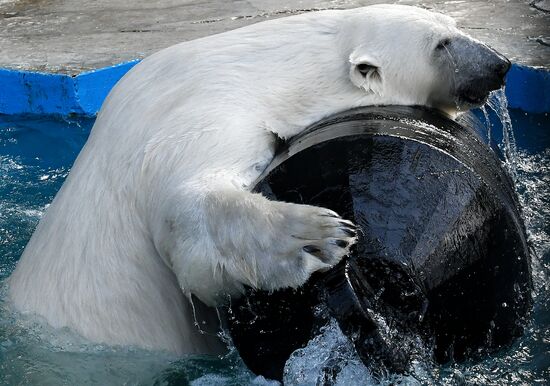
[225,106,532,381]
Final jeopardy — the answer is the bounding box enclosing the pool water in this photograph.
[0,104,548,385]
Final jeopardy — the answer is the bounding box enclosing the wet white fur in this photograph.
[9,5,462,354]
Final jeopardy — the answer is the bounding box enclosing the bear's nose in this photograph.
[481,46,511,90]
[495,57,511,78]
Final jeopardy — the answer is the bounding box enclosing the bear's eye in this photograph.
[357,63,377,76]
[436,38,451,50]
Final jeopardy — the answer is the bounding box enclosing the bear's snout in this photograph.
[482,46,510,88]
[446,36,511,107]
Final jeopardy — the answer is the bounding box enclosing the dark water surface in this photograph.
[0,106,548,385]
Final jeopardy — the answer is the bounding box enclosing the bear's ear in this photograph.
[349,51,383,95]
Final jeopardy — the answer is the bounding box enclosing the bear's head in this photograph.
[344,5,510,115]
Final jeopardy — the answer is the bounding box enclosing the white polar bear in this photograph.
[8,5,509,355]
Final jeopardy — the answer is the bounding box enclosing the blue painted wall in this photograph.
[0,61,139,116]
[0,61,548,116]
[506,65,550,114]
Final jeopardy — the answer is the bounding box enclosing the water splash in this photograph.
[514,149,550,296]
[486,88,518,177]
[479,105,492,144]
[282,319,432,386]
[282,319,376,385]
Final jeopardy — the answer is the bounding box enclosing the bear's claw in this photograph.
[303,245,322,254]
[340,227,357,237]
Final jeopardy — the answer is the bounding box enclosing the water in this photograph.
[0,104,548,385]
[486,89,519,179]
[0,116,93,279]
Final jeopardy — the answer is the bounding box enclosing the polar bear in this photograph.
[8,5,509,355]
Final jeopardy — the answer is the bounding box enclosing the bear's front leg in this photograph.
[153,181,357,306]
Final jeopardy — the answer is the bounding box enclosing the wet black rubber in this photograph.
[224,106,532,381]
